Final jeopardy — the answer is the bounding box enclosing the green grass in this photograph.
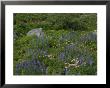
[13,13,97,75]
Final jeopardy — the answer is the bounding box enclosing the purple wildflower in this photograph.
[59,52,65,60]
[88,57,93,65]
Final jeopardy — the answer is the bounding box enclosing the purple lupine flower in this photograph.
[15,58,43,75]
[88,57,93,65]
[31,59,37,65]
[44,52,48,57]
[37,60,42,68]
[16,63,20,70]
[22,62,27,68]
[59,52,65,60]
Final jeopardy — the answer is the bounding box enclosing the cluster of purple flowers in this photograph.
[14,30,95,75]
[15,36,50,75]
[59,43,78,62]
[59,52,65,60]
[87,57,94,66]
[15,58,46,75]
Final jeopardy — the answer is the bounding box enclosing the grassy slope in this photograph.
[13,13,97,75]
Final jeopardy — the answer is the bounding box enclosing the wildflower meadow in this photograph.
[13,13,97,75]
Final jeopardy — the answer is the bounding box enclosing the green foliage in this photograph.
[14,13,97,75]
[14,13,97,34]
[14,35,36,62]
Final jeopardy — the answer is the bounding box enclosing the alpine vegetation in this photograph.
[14,13,97,75]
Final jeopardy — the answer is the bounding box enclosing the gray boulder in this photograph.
[81,31,97,42]
[27,28,44,37]
[87,31,97,41]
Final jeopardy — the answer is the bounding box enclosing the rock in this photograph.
[27,28,44,37]
[81,31,97,42]
[87,31,97,41]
